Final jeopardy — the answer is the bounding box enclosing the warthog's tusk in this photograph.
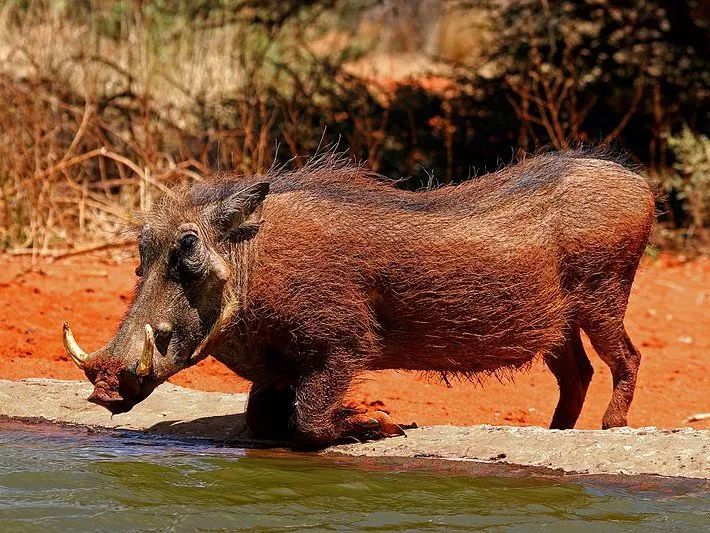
[136,324,154,377]
[63,322,89,369]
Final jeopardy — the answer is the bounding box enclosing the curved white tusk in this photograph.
[136,324,155,377]
[63,322,89,369]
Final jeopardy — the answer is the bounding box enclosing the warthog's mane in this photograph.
[131,144,645,245]
[178,145,643,217]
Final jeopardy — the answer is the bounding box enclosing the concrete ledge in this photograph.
[1,379,707,479]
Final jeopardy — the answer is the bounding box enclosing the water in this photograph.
[0,420,707,531]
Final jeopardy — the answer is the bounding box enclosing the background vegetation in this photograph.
[0,0,708,254]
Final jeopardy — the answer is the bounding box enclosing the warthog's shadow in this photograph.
[145,412,416,450]
[146,413,291,449]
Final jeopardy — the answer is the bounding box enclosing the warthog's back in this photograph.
[265,151,653,249]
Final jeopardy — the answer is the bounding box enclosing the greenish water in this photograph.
[0,421,707,531]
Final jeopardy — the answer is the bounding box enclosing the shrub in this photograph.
[490,0,709,165]
[665,127,710,233]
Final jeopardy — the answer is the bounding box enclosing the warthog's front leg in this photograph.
[293,359,404,446]
[245,383,297,439]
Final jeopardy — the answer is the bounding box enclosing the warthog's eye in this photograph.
[168,229,207,283]
[135,264,143,277]
[180,232,198,251]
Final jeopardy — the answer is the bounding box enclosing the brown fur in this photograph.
[79,150,655,445]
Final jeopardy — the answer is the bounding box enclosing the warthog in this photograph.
[64,150,655,444]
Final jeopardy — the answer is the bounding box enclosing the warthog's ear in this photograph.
[209,182,269,241]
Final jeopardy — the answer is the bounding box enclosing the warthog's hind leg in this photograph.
[583,322,642,429]
[544,325,594,430]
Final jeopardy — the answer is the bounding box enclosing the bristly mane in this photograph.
[182,146,646,215]
[131,147,651,251]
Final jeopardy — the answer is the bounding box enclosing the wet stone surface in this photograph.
[0,378,707,479]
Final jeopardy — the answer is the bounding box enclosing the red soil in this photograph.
[1,252,707,430]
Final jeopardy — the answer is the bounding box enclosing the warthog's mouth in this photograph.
[87,377,161,415]
[87,393,136,414]
[87,380,138,415]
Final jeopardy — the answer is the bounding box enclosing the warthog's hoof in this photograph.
[341,409,406,442]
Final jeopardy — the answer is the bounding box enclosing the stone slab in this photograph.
[1,379,707,479]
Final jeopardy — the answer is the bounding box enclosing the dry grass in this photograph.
[0,69,207,253]
[0,1,705,254]
[0,2,294,253]
[0,1,462,254]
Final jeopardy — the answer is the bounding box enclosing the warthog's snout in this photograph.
[63,322,158,414]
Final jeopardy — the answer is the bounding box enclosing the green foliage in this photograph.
[666,127,710,230]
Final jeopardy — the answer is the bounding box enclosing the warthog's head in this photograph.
[63,181,269,414]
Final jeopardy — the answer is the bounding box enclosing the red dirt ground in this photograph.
[0,252,707,430]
